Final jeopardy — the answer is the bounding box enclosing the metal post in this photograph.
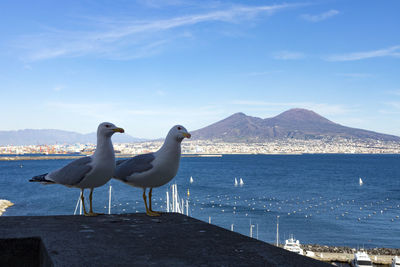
[256,224,258,240]
[166,191,170,212]
[108,185,112,215]
[74,194,80,215]
[276,216,280,246]
[172,185,175,212]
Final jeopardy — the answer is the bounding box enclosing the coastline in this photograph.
[1,152,400,161]
[0,154,224,161]
[301,244,400,264]
[0,200,14,216]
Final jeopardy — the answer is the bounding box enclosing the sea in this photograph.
[1,154,399,249]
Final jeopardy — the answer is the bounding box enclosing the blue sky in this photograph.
[0,0,399,138]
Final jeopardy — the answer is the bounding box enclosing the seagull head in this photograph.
[97,122,125,138]
[168,125,191,142]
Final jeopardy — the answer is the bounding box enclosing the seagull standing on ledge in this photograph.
[29,122,124,216]
[114,125,191,216]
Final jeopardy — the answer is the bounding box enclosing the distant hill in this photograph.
[191,108,400,142]
[0,129,146,146]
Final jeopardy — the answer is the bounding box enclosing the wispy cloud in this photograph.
[53,85,64,92]
[155,90,166,96]
[379,101,400,115]
[325,45,400,62]
[273,51,305,60]
[384,101,400,110]
[386,90,400,96]
[16,3,302,61]
[300,9,339,22]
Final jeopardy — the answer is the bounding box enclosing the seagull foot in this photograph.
[84,212,100,217]
[150,210,162,216]
[146,210,160,217]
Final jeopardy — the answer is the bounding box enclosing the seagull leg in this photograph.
[80,189,89,216]
[143,188,159,216]
[87,188,103,216]
[149,188,161,215]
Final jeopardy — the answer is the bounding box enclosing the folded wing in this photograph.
[115,153,155,181]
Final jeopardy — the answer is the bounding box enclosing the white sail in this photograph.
[190,176,194,183]
[239,178,244,186]
[234,177,238,186]
[359,177,363,186]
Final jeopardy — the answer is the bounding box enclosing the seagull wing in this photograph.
[114,153,155,181]
[47,157,93,186]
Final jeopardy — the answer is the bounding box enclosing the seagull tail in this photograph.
[29,173,54,184]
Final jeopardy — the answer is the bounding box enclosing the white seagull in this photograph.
[114,125,191,216]
[29,122,124,216]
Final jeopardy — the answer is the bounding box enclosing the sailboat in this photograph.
[359,177,363,186]
[234,178,238,187]
[239,178,244,186]
[190,176,194,184]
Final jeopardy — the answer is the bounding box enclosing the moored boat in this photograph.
[352,251,373,267]
[392,256,400,267]
[283,236,304,255]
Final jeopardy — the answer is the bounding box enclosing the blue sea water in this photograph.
[1,154,399,248]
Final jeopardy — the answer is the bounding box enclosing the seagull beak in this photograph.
[183,132,191,138]
[113,127,125,133]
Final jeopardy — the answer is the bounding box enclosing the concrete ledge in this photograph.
[0,237,52,267]
[0,213,331,267]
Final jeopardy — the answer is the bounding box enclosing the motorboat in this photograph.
[352,251,373,267]
[283,236,304,255]
[392,256,400,267]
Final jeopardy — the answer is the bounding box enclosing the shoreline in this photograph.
[0,200,14,216]
[0,154,224,161]
[283,244,400,265]
[1,153,400,161]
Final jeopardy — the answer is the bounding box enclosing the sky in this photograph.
[0,0,399,139]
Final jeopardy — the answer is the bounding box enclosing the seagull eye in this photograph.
[177,127,182,130]
[106,125,110,128]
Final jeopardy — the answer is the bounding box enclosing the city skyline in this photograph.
[1,0,399,138]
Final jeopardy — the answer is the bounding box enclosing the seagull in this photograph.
[29,122,124,216]
[114,125,191,216]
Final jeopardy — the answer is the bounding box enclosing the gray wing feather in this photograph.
[116,159,127,166]
[48,157,92,186]
[114,153,155,180]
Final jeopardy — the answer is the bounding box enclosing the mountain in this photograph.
[191,108,400,142]
[0,129,146,146]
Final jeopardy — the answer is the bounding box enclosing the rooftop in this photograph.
[0,213,331,266]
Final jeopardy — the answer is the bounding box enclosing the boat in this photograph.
[392,256,400,267]
[351,251,373,267]
[190,176,194,184]
[359,178,363,186]
[239,178,244,186]
[283,236,304,255]
[234,178,238,187]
